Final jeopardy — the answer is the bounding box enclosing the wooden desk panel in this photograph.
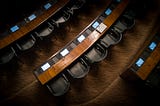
[0,0,69,49]
[36,0,129,85]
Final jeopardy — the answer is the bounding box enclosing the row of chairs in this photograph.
[46,10,135,96]
[0,0,86,65]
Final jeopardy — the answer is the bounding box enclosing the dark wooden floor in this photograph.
[0,0,160,106]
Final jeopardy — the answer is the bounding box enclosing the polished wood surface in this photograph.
[36,0,129,85]
[0,0,69,49]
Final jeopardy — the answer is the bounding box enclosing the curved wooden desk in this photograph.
[34,0,129,85]
[137,41,160,80]
[0,0,69,50]
[121,29,160,81]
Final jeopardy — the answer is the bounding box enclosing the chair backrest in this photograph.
[0,47,16,64]
[35,22,54,38]
[100,34,116,48]
[67,57,90,78]
[119,11,135,29]
[85,43,108,63]
[113,20,128,33]
[46,74,70,96]
[74,0,86,9]
[100,28,122,48]
[67,0,86,15]
[109,28,123,44]
[16,35,36,51]
[55,11,71,26]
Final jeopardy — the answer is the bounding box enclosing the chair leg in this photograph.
[35,32,43,40]
[11,46,24,64]
[51,19,59,28]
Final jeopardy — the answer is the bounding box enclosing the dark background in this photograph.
[0,0,46,31]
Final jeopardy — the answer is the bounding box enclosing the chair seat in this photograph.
[0,47,15,64]
[20,40,35,50]
[46,74,70,96]
[67,0,86,15]
[100,28,122,48]
[119,12,135,29]
[16,35,36,51]
[85,43,108,63]
[74,0,86,9]
[55,11,71,26]
[38,27,53,37]
[67,58,90,78]
[35,22,54,39]
[100,34,116,48]
[114,21,128,33]
[56,17,66,24]
[68,62,88,78]
[85,48,104,62]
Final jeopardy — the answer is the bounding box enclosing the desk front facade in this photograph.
[0,0,69,50]
[34,0,130,85]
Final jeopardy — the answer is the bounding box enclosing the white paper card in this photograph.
[60,49,69,56]
[96,23,107,33]
[41,63,51,71]
[77,35,85,42]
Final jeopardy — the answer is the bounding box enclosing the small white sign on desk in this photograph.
[10,25,19,32]
[44,3,52,10]
[77,35,85,43]
[60,49,69,57]
[41,63,51,71]
[92,21,100,29]
[96,23,107,33]
[28,14,36,21]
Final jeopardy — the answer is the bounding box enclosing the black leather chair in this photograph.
[46,74,70,96]
[16,34,36,51]
[67,57,90,78]
[0,47,16,64]
[54,11,71,27]
[100,28,122,48]
[67,0,86,15]
[85,43,108,63]
[34,22,54,40]
[119,11,135,30]
[113,20,128,33]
